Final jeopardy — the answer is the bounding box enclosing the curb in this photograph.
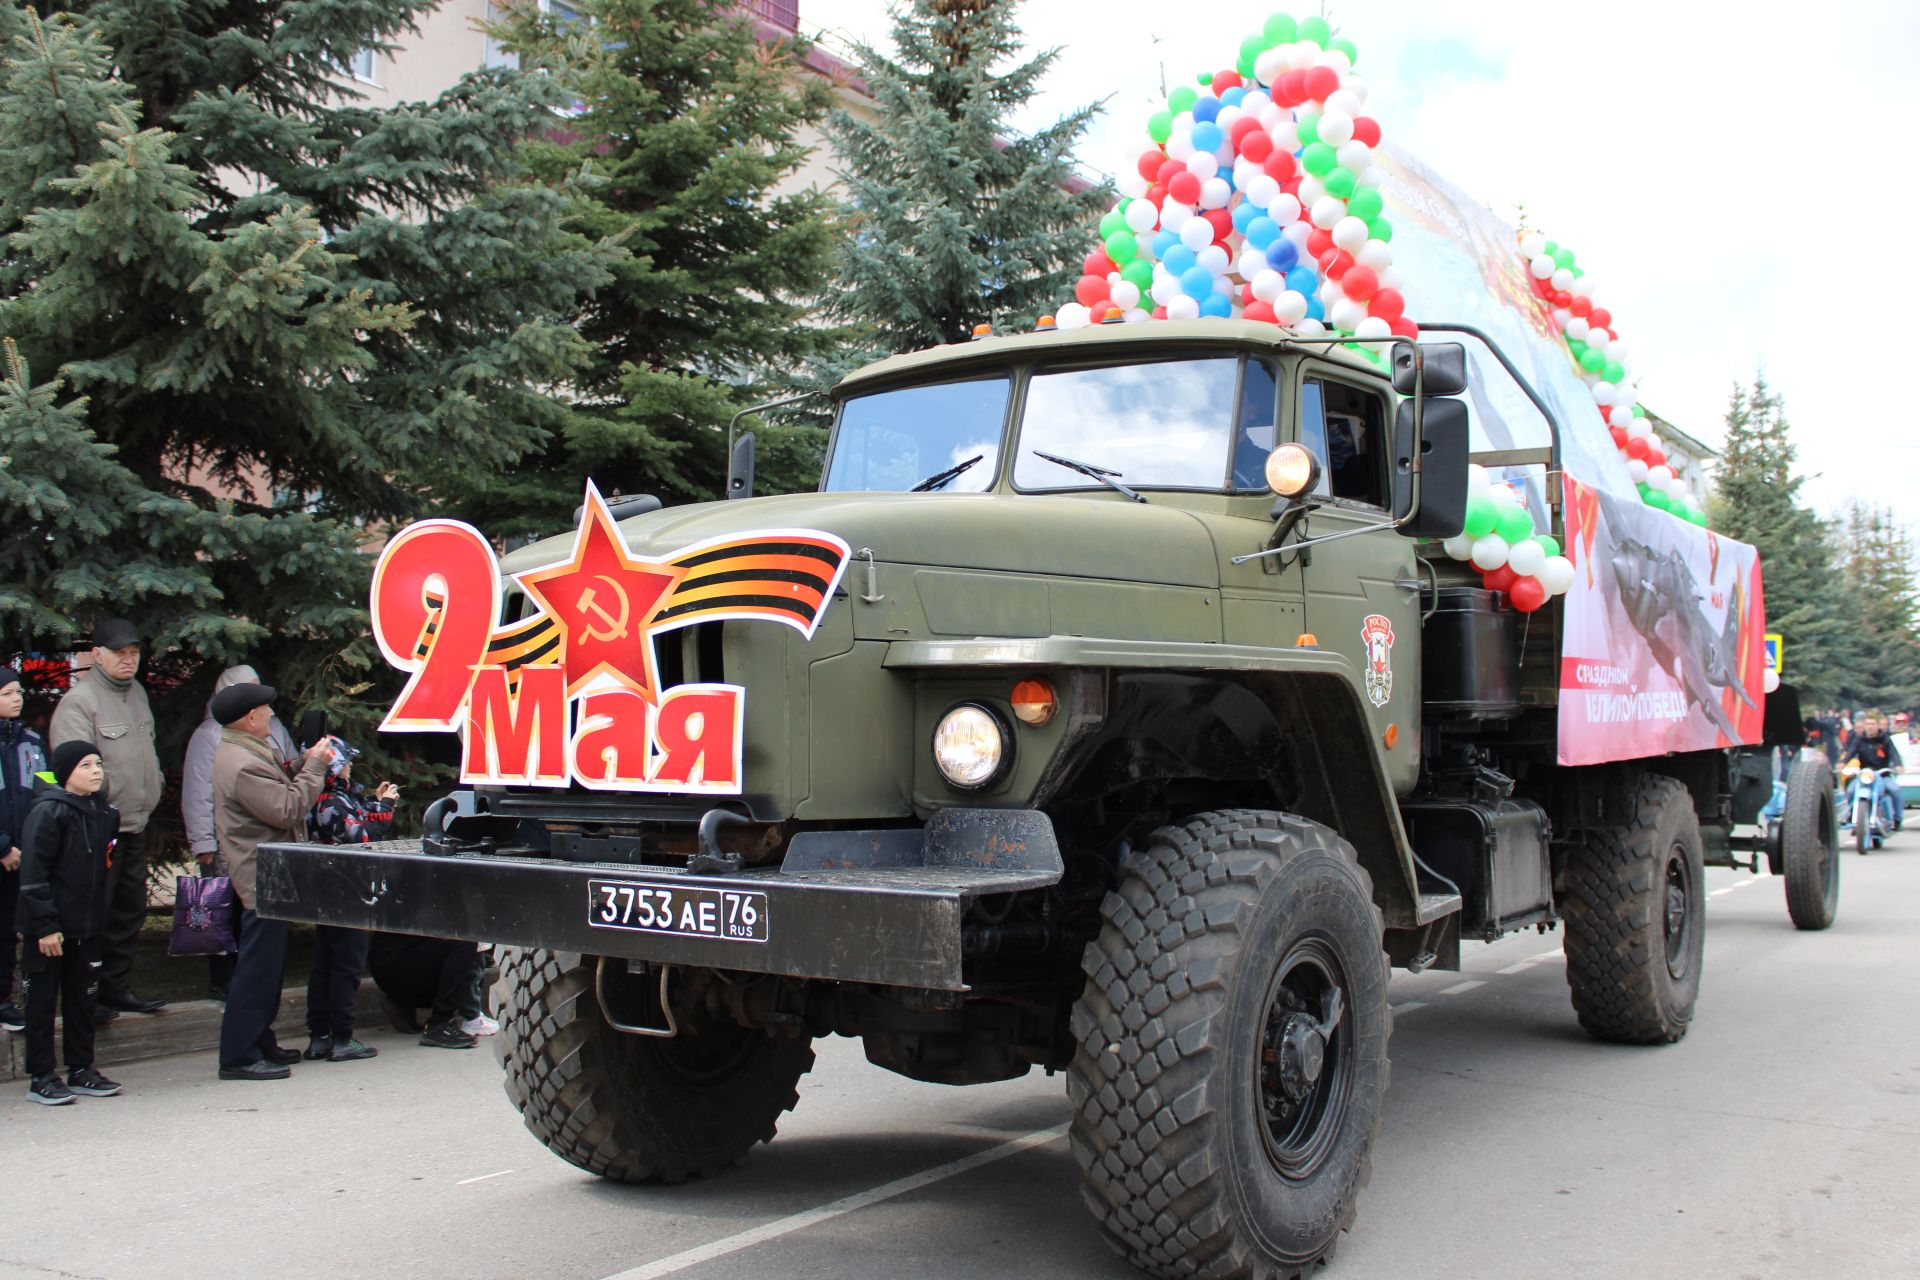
[1,983,391,1080]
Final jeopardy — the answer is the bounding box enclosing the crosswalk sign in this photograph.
[1764,633,1782,674]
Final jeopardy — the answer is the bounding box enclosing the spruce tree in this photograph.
[453,0,845,529]
[824,0,1108,365]
[0,2,611,798]
[1831,501,1920,712]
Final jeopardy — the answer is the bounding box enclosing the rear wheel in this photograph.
[1564,775,1706,1044]
[1781,755,1839,931]
[494,949,813,1183]
[1854,791,1872,855]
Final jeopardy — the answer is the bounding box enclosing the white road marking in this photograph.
[600,1123,1070,1279]
[1439,980,1486,996]
[1495,961,1537,975]
[456,1169,516,1186]
[1390,1001,1427,1014]
[1536,949,1563,961]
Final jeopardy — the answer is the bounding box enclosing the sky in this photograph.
[800,0,1920,522]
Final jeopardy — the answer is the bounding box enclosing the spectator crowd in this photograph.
[2,621,498,1106]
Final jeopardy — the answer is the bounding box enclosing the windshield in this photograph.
[1013,358,1242,492]
[824,377,1009,493]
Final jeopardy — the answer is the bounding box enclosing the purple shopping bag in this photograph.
[168,874,239,956]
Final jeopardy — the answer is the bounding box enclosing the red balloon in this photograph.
[1303,66,1341,101]
[1388,317,1419,339]
[1242,282,1258,304]
[1625,436,1650,462]
[1244,300,1277,323]
[1168,171,1202,205]
[1137,150,1165,182]
[1368,288,1405,322]
[1482,566,1518,594]
[1151,305,1169,320]
[1608,425,1628,449]
[1590,307,1612,329]
[1083,250,1116,277]
[1532,274,1554,297]
[1318,247,1354,280]
[1509,576,1548,613]
[1551,290,1572,308]
[1229,117,1262,150]
[1351,116,1382,147]
[1239,131,1273,164]
[1276,70,1307,106]
[1213,70,1243,93]
[1306,227,1335,259]
[1646,448,1666,469]
[1569,296,1592,318]
[1281,175,1303,197]
[1342,265,1379,301]
[1144,183,1167,207]
[1158,158,1186,186]
[1075,275,1110,308]
[1263,150,1297,181]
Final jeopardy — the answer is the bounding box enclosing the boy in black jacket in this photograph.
[17,740,122,1104]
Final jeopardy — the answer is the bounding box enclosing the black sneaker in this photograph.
[28,1075,75,1105]
[303,1034,333,1061]
[96,990,167,1014]
[381,994,423,1034]
[65,1067,122,1097]
[328,1038,378,1062]
[419,1018,477,1050]
[0,1001,24,1033]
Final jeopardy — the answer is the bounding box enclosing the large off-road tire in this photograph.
[1780,755,1839,931]
[1564,775,1706,1044]
[494,948,813,1183]
[1068,811,1391,1280]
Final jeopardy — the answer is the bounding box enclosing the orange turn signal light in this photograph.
[972,323,992,337]
[1295,633,1320,648]
[1010,678,1057,726]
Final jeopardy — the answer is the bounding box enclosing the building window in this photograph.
[486,0,590,70]
[346,47,378,84]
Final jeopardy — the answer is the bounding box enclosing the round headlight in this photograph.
[933,703,1008,789]
[1265,442,1321,498]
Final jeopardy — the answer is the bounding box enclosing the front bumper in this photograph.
[256,808,1062,991]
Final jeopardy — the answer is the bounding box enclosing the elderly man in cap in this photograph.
[212,681,331,1080]
[49,618,167,1016]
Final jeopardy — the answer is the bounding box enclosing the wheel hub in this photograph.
[1268,1012,1327,1104]
[1257,942,1351,1181]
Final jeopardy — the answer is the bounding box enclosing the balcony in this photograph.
[743,0,799,32]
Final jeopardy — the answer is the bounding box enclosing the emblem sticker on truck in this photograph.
[368,482,851,794]
[1361,614,1395,707]
[588,879,770,943]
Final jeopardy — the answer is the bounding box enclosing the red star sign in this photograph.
[514,483,687,701]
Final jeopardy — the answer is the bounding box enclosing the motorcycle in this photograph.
[1840,759,1902,854]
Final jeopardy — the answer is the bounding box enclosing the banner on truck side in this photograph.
[1557,474,1767,765]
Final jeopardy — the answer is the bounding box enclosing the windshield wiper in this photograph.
[1031,450,1147,503]
[909,454,984,492]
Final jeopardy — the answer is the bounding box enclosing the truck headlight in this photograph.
[933,703,1010,789]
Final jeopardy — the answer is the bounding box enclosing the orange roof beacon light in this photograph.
[1009,678,1058,727]
[1035,315,1057,331]
[1295,633,1320,649]
[971,323,993,340]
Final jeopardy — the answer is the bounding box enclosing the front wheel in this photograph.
[1068,811,1390,1280]
[1854,793,1872,855]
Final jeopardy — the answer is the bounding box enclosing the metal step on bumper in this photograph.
[256,808,1063,992]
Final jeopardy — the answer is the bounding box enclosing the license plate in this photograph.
[586,879,769,943]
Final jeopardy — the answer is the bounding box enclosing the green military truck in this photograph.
[261,319,1833,1279]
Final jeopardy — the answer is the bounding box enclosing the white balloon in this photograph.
[1281,220,1313,253]
[1269,193,1303,226]
[1357,239,1393,271]
[1625,458,1649,482]
[1297,176,1327,206]
[1380,265,1405,289]
[1648,464,1675,490]
[1605,339,1629,366]
[1166,294,1200,320]
[1470,536,1511,572]
[1466,463,1490,491]
[1179,217,1213,252]
[1358,163,1386,187]
[1246,175,1281,209]
[1530,253,1556,279]
[1288,42,1318,70]
[1591,381,1617,406]
[1325,88,1360,117]
[1541,556,1576,595]
[1507,539,1547,577]
[1167,133,1195,161]
[1273,290,1310,323]
[1487,481,1520,505]
[1317,110,1355,146]
[1442,534,1475,561]
[1551,267,1574,292]
[1270,121,1300,152]
[1565,317,1590,340]
[1311,196,1347,229]
[1519,231,1547,258]
[1345,73,1369,104]
[1217,106,1244,130]
[1197,245,1230,275]
[1764,668,1781,694]
[1056,302,1090,330]
[1320,48,1353,74]
[1241,248,1272,280]
[1336,140,1373,172]
[1551,307,1571,327]
[1257,102,1285,129]
[1585,326,1611,352]
[1150,275,1183,305]
[1570,276,1596,299]
[1200,177,1232,209]
[1134,231,1153,262]
[1254,48,1287,85]
[1318,277,1343,304]
[1626,417,1652,440]
[1331,297,1367,331]
[1295,316,1327,334]
[1354,316,1392,342]
[1608,405,1635,428]
[1110,281,1141,311]
[1117,170,1148,199]
[1251,269,1285,302]
[1332,216,1370,252]
[1185,150,1219,180]
[1123,199,1157,233]
[1123,307,1151,324]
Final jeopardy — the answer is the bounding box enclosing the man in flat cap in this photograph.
[211,683,331,1080]
[49,618,166,1016]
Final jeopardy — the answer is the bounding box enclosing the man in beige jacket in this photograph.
[212,683,330,1081]
[49,618,166,1016]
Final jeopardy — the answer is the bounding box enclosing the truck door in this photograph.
[1293,364,1421,795]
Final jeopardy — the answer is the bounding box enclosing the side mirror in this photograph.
[727,430,756,500]
[1391,397,1469,538]
[1391,342,1468,397]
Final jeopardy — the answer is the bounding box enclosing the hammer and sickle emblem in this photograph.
[577,575,632,642]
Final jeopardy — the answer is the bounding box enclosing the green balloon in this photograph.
[1168,86,1198,114]
[1567,338,1588,359]
[1301,142,1337,176]
[1198,71,1214,85]
[1324,166,1357,198]
[1297,14,1331,46]
[1329,36,1358,64]
[1366,216,1393,243]
[1295,113,1320,145]
[1104,229,1136,263]
[1552,247,1575,270]
[1631,404,1645,418]
[1264,12,1298,42]
[1536,535,1561,558]
[1693,508,1710,527]
[1496,505,1533,544]
[1543,240,1559,256]
[1645,489,1670,512]
[1147,111,1174,144]
[1636,482,1653,501]
[1121,259,1154,290]
[1602,360,1626,384]
[1463,496,1497,539]
[1579,348,1606,373]
[1099,209,1126,239]
[1240,36,1268,67]
[1346,187,1384,220]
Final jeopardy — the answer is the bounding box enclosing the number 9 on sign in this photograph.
[371,520,502,731]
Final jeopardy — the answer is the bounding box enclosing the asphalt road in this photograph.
[4,839,1918,1280]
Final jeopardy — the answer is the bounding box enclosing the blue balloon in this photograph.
[1231,202,1260,234]
[1266,239,1299,271]
[1305,295,1325,321]
[1190,121,1224,153]
[1163,243,1197,276]
[1180,265,1215,300]
[1152,229,1180,260]
[1191,97,1222,123]
[1285,265,1318,295]
[1220,86,1246,108]
[1244,216,1279,250]
[1199,291,1234,318]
